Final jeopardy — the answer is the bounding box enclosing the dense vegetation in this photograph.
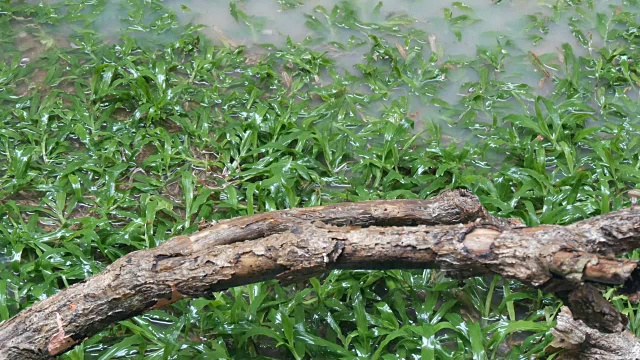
[0,0,639,358]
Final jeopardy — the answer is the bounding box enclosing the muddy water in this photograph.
[171,0,585,55]
[26,0,617,142]
[169,0,595,65]
[163,0,609,132]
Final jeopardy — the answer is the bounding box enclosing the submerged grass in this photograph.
[0,0,639,358]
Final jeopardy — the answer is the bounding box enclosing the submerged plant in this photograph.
[0,0,639,358]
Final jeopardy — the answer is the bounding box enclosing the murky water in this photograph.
[168,0,595,64]
[24,0,620,143]
[170,1,586,55]
[160,0,610,138]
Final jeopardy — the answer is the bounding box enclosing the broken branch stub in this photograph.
[0,190,638,360]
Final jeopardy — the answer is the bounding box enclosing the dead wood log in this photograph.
[549,306,640,359]
[0,189,639,359]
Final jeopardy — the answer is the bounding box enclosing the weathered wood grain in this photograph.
[0,190,638,359]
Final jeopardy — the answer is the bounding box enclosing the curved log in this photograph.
[0,189,638,359]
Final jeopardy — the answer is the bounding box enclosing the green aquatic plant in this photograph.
[0,0,639,358]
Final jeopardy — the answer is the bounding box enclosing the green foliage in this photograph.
[0,0,639,358]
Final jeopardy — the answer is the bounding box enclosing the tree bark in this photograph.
[549,306,640,359]
[0,189,638,359]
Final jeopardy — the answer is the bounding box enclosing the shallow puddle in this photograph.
[167,1,596,74]
[14,0,631,145]
[159,0,616,140]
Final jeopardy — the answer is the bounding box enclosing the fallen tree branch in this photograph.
[549,306,640,359]
[0,189,638,359]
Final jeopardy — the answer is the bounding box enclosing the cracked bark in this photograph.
[0,189,639,359]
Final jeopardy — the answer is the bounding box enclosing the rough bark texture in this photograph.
[0,189,638,359]
[549,306,640,359]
